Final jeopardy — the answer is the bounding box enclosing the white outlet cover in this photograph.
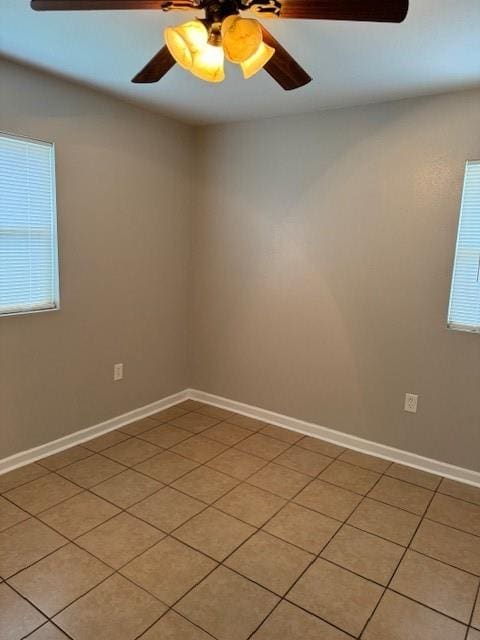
[113,363,123,381]
[404,393,418,413]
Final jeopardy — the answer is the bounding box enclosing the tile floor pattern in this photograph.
[1,400,479,640]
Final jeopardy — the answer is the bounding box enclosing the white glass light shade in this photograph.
[240,42,275,78]
[164,20,208,70]
[191,44,225,82]
[221,15,262,63]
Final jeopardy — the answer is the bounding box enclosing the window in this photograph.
[448,161,480,333]
[0,132,59,316]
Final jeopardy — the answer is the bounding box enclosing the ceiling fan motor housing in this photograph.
[202,0,280,24]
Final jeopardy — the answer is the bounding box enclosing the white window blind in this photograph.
[448,161,480,333]
[0,132,59,316]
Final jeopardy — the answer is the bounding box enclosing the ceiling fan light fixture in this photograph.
[190,43,225,83]
[221,15,263,63]
[240,41,275,78]
[164,20,208,70]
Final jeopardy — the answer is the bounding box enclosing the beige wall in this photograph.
[0,58,193,458]
[191,90,480,471]
[1,57,479,472]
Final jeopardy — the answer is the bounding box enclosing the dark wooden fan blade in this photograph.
[260,26,311,91]
[277,0,409,22]
[31,1,169,10]
[132,46,176,83]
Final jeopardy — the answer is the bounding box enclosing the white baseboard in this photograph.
[0,389,189,475]
[2,386,479,488]
[188,388,480,488]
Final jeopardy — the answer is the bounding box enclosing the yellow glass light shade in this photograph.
[191,44,225,83]
[240,42,275,78]
[221,15,262,63]
[164,20,208,70]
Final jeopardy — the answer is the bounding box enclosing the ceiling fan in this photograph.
[31,0,409,90]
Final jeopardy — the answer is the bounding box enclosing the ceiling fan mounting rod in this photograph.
[202,0,240,23]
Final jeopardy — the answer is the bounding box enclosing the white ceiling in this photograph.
[1,1,480,124]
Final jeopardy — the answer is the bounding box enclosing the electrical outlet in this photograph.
[404,393,418,413]
[113,363,124,381]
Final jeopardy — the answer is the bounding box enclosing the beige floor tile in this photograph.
[148,406,189,423]
[385,463,441,490]
[172,466,238,503]
[0,583,46,640]
[27,622,71,639]
[348,498,420,545]
[321,524,404,585]
[54,573,166,640]
[297,436,345,458]
[128,487,204,532]
[77,512,164,569]
[83,430,130,452]
[176,400,205,411]
[196,405,235,420]
[173,507,254,561]
[207,448,266,480]
[38,446,93,471]
[390,550,479,623]
[121,537,216,605]
[9,542,112,616]
[439,479,480,506]
[294,479,362,521]
[135,451,199,484]
[473,593,480,629]
[247,463,310,499]
[203,422,252,446]
[171,412,220,433]
[227,414,267,431]
[411,519,480,574]
[138,424,192,448]
[275,446,331,477]
[251,600,351,640]
[172,435,228,463]
[363,590,467,640]
[0,495,29,531]
[338,449,390,473]
[101,438,161,467]
[225,531,313,595]
[264,502,340,553]
[175,566,279,640]
[319,461,380,495]
[39,491,120,539]
[215,483,286,527]
[235,434,290,461]
[0,463,49,493]
[5,474,81,515]
[287,558,383,636]
[57,454,125,488]
[260,425,303,444]
[140,610,215,639]
[468,629,480,639]
[91,469,162,508]
[119,417,160,436]
[0,518,66,578]
[427,493,480,536]
[368,476,433,515]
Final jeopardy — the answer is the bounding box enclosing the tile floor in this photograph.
[1,399,479,640]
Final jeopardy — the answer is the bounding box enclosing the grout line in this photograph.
[386,587,478,627]
[153,442,344,640]
[2,404,480,639]
[465,557,480,640]
[356,475,447,638]
[2,415,283,634]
